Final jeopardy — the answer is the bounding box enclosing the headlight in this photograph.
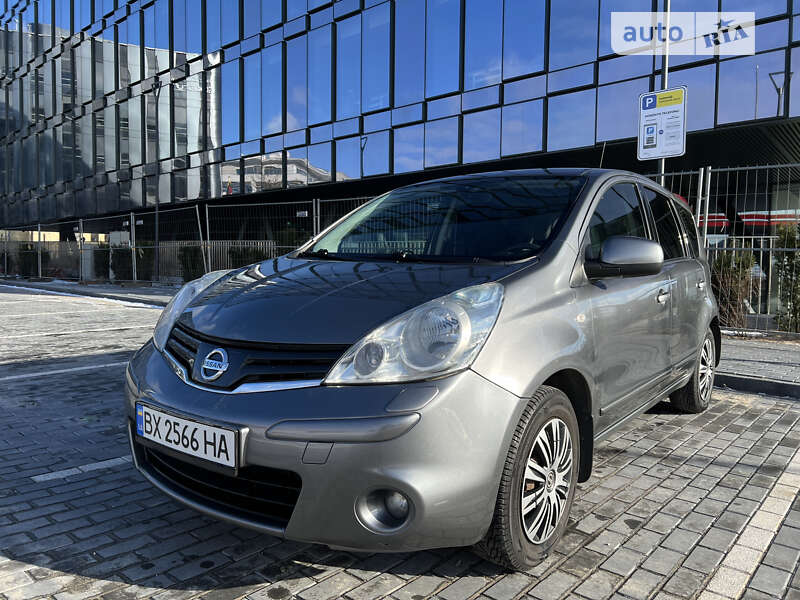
[153,270,229,351]
[325,282,503,384]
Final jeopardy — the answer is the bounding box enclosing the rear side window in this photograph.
[586,183,648,259]
[675,202,700,258]
[641,187,685,260]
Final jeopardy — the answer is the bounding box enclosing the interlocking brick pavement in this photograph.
[2,284,800,600]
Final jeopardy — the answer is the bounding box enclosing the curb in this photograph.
[715,373,800,400]
[0,279,170,307]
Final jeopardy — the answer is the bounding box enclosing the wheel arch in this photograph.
[542,369,594,483]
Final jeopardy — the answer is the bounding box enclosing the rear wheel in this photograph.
[475,386,579,570]
[670,329,715,414]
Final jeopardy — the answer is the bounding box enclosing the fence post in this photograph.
[694,167,704,228]
[78,219,84,282]
[130,211,138,281]
[205,204,211,271]
[313,199,320,236]
[196,204,208,274]
[702,166,711,248]
[2,229,7,278]
[37,223,42,278]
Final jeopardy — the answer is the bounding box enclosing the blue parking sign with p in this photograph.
[642,94,657,110]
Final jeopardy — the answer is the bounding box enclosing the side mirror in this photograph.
[584,236,664,279]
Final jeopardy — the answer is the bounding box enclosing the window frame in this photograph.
[579,178,655,257]
[638,184,689,261]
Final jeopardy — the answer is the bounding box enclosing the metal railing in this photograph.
[646,166,800,335]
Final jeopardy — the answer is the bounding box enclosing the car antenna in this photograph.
[598,141,607,168]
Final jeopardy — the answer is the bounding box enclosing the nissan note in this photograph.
[126,168,720,569]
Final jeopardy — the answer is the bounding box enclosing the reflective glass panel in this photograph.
[336,136,360,180]
[362,130,389,176]
[394,0,425,106]
[463,108,500,163]
[309,25,332,125]
[668,64,715,131]
[394,124,424,173]
[549,0,597,70]
[104,105,116,171]
[263,0,283,29]
[722,0,786,19]
[337,15,360,120]
[501,99,543,156]
[119,13,142,86]
[243,52,261,140]
[503,0,545,79]
[221,60,241,145]
[287,36,308,130]
[426,0,460,98]
[718,50,786,123]
[424,117,458,167]
[206,0,221,53]
[222,0,241,46]
[465,0,502,90]
[244,0,261,38]
[596,77,649,142]
[362,4,390,112]
[308,142,332,183]
[261,45,283,136]
[547,89,596,151]
[159,84,172,159]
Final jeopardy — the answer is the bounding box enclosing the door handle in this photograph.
[656,290,671,305]
[697,279,706,290]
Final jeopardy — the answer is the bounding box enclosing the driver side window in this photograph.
[586,183,648,259]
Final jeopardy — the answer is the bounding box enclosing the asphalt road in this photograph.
[1,284,799,600]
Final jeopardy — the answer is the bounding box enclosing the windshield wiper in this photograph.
[296,249,349,261]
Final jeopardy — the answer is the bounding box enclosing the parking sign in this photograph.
[637,87,687,161]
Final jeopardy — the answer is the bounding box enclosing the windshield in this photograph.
[300,174,587,262]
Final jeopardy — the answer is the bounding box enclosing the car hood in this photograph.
[177,256,523,345]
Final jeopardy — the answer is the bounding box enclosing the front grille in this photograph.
[141,445,302,528]
[166,323,349,390]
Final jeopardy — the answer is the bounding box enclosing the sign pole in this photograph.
[659,0,671,186]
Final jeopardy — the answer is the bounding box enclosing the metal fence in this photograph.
[647,166,800,335]
[0,196,374,284]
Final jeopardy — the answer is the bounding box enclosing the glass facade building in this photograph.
[1,0,799,228]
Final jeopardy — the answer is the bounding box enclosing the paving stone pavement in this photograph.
[1,284,800,600]
[719,337,800,385]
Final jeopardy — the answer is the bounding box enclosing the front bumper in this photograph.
[126,341,524,552]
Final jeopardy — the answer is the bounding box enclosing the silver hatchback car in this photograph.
[126,168,719,569]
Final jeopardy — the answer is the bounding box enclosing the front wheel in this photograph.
[670,329,716,414]
[475,386,579,570]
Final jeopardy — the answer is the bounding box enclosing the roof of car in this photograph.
[414,168,648,186]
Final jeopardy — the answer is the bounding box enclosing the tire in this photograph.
[475,385,580,570]
[670,328,716,414]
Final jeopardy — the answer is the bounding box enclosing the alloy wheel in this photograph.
[699,337,715,403]
[520,417,573,544]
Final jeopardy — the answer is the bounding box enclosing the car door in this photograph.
[583,182,673,434]
[640,186,699,377]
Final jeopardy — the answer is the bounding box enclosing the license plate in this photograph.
[136,403,236,468]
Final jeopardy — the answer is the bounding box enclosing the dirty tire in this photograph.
[670,328,716,414]
[475,385,579,570]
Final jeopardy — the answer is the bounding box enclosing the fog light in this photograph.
[384,491,409,520]
[357,489,413,533]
